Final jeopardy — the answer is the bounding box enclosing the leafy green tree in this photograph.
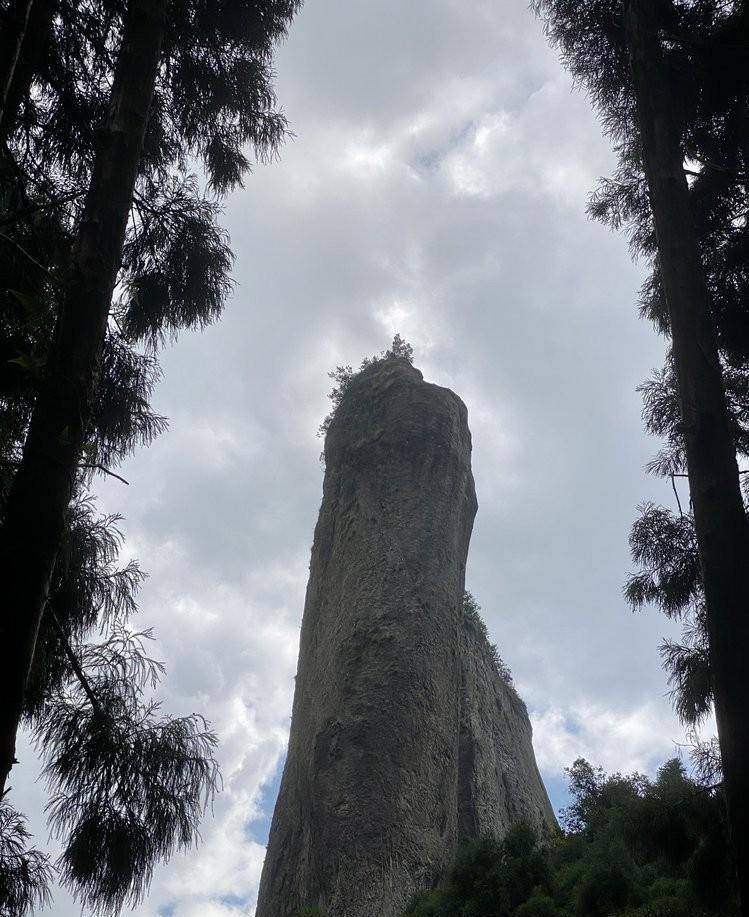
[403,825,553,917]
[404,757,738,917]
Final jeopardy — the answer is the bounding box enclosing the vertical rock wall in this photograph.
[256,358,555,917]
[457,620,557,842]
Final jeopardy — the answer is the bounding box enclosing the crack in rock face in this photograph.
[256,358,556,917]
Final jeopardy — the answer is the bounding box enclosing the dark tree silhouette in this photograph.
[0,0,170,805]
[534,0,749,908]
[0,0,302,911]
[623,4,749,908]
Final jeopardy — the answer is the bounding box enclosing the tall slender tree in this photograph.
[534,0,749,908]
[0,0,169,801]
[1,0,302,911]
[623,1,749,907]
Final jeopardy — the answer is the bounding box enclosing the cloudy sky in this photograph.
[15,0,705,914]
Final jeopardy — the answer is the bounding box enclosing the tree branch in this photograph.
[0,230,59,284]
[48,611,104,718]
[671,473,684,518]
[0,189,85,228]
[80,463,130,485]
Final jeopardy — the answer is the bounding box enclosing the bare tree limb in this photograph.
[80,463,130,485]
[47,610,104,718]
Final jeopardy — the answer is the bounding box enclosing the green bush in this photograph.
[574,860,638,917]
[402,890,445,917]
[515,893,560,917]
[402,757,737,917]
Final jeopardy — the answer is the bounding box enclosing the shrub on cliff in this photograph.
[462,591,514,687]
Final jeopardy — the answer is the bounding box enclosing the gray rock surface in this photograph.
[457,618,557,843]
[256,358,555,917]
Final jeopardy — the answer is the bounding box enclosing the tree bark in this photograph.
[0,0,56,147]
[0,0,166,797]
[0,0,34,140]
[624,2,749,912]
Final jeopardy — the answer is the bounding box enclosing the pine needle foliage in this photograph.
[626,501,716,736]
[89,334,169,468]
[0,803,52,917]
[660,632,712,727]
[535,0,749,358]
[23,501,145,718]
[34,628,219,915]
[1,0,302,360]
[625,505,701,619]
[120,176,234,345]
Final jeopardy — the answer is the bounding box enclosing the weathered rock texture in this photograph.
[256,358,555,917]
[458,618,556,843]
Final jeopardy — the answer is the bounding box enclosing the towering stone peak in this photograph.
[256,358,555,917]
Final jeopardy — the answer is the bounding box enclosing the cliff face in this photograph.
[457,620,557,842]
[256,359,555,917]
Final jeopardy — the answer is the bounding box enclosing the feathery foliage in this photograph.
[23,502,145,718]
[34,628,219,914]
[0,803,52,917]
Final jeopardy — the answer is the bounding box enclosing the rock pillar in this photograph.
[257,358,476,917]
[256,357,555,917]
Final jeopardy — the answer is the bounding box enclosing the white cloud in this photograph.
[532,702,688,777]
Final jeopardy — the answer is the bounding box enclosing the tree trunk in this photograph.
[0,0,56,147]
[0,0,56,209]
[624,1,749,912]
[0,0,166,797]
[0,0,34,139]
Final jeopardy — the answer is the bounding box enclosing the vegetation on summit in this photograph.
[319,332,414,436]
